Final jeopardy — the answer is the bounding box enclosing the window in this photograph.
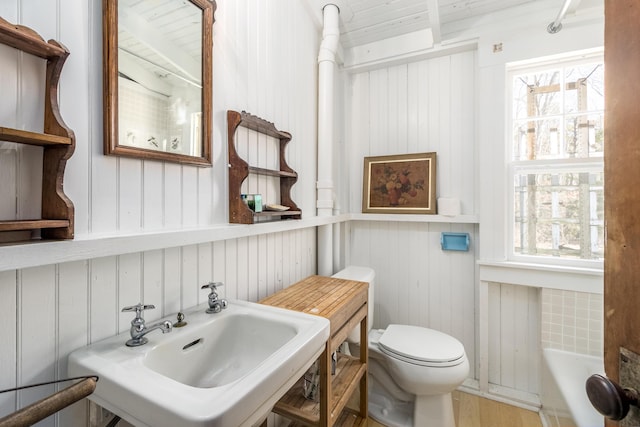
[508,53,604,264]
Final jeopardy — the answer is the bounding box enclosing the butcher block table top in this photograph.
[260,275,368,335]
[259,275,369,427]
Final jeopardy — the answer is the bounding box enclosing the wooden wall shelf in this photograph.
[260,275,369,427]
[0,127,72,146]
[227,110,301,224]
[0,17,75,241]
[0,220,70,232]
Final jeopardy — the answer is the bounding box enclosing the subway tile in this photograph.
[576,292,590,302]
[589,319,602,331]
[589,342,604,356]
[562,325,576,338]
[549,332,563,346]
[575,308,589,321]
[562,295,576,308]
[550,323,563,335]
[575,327,589,340]
[562,315,575,327]
[575,338,589,354]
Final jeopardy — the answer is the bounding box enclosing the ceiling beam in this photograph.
[118,51,173,97]
[119,6,200,83]
[427,0,442,44]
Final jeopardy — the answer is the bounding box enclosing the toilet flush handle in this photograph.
[586,374,640,421]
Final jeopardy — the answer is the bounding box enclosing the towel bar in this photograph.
[0,377,97,427]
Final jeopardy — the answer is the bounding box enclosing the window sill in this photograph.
[478,260,603,293]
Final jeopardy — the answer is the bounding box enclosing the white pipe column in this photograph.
[317,3,339,276]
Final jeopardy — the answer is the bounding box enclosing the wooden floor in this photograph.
[367,391,542,427]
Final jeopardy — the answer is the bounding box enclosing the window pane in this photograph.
[564,63,604,113]
[564,114,604,158]
[510,55,604,264]
[513,70,561,119]
[513,118,561,160]
[513,171,604,260]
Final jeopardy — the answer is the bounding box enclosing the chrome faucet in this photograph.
[121,303,172,347]
[201,282,228,313]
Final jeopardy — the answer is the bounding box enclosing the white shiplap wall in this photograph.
[347,221,478,379]
[344,50,480,380]
[0,232,316,425]
[344,50,477,214]
[487,283,540,395]
[0,0,320,425]
[344,47,545,397]
[475,13,604,400]
[0,1,608,424]
[0,0,319,234]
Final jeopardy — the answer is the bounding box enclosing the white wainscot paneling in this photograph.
[0,0,321,425]
[346,50,477,216]
[348,220,478,379]
[17,266,58,423]
[0,227,316,426]
[487,282,540,398]
[0,270,17,421]
[476,262,601,406]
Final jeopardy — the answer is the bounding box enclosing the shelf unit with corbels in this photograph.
[227,110,302,224]
[0,17,75,241]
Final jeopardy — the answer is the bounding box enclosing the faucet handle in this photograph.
[122,303,155,319]
[201,282,228,314]
[201,282,224,291]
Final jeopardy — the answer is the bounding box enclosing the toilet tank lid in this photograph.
[331,266,375,283]
[378,325,465,363]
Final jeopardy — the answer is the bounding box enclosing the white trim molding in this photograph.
[478,260,603,294]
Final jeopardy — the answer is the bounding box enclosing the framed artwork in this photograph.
[362,152,437,214]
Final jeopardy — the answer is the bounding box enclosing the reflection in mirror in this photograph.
[103,0,215,166]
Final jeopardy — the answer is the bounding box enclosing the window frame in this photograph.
[506,50,604,269]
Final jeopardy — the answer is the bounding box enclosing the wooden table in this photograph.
[260,275,369,426]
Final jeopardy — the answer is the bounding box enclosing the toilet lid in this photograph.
[378,325,465,365]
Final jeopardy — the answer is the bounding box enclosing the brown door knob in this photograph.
[586,374,639,421]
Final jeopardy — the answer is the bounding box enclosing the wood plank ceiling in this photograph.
[337,0,577,48]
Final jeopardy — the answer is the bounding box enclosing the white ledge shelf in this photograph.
[350,213,479,223]
[0,212,479,272]
[0,215,349,272]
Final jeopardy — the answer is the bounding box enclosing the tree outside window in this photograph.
[509,55,604,262]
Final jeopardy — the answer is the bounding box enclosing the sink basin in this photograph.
[68,300,329,427]
[144,312,299,388]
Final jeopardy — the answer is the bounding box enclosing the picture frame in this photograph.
[362,152,437,214]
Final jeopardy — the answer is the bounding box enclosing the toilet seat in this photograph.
[377,325,465,367]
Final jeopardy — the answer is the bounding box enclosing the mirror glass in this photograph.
[103,0,214,166]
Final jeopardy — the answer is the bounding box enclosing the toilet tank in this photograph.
[332,266,374,344]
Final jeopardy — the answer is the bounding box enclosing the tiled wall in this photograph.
[118,78,170,151]
[541,289,603,357]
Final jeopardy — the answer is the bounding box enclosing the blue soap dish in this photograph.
[441,232,470,251]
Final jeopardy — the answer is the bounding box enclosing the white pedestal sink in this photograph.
[68,300,329,427]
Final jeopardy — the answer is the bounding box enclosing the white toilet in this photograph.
[332,266,469,427]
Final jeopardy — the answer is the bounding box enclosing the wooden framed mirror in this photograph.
[103,0,215,166]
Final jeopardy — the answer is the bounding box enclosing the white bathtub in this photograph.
[541,348,604,427]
